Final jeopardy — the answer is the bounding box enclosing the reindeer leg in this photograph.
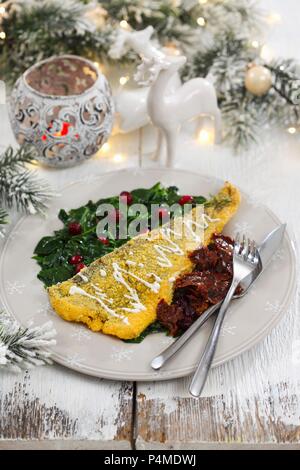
[214,109,222,144]
[152,128,163,162]
[165,128,177,168]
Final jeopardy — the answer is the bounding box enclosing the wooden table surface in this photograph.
[1,0,300,450]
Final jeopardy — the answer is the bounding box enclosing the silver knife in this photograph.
[151,224,286,371]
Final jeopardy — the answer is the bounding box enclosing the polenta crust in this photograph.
[48,182,241,339]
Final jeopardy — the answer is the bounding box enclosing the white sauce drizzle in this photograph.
[153,227,184,268]
[99,269,107,277]
[77,272,88,283]
[183,214,220,242]
[69,285,129,324]
[112,263,160,293]
[112,267,146,314]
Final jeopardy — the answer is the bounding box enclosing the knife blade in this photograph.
[151,224,286,370]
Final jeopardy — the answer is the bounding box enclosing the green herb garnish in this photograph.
[124,321,168,343]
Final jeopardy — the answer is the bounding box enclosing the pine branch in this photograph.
[0,207,8,238]
[0,145,34,169]
[265,59,300,126]
[0,312,56,371]
[0,0,113,83]
[221,92,262,152]
[0,146,53,215]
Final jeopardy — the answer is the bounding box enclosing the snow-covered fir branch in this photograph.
[0,146,53,216]
[0,207,8,238]
[0,312,56,371]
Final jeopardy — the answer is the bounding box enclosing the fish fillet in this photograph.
[48,182,241,339]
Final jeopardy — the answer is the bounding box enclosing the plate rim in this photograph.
[0,168,297,381]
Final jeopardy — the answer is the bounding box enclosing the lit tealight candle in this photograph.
[199,0,207,4]
[0,31,6,40]
[197,128,214,145]
[287,127,297,135]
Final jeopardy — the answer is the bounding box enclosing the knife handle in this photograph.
[151,302,220,370]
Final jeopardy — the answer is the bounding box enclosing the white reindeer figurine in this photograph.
[135,55,222,167]
[109,26,180,134]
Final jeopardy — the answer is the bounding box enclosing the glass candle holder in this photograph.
[8,55,114,168]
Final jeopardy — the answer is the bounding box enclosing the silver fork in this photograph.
[189,234,260,398]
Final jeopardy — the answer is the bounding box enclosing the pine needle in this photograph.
[0,312,56,371]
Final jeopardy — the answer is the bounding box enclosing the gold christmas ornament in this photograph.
[245,64,272,96]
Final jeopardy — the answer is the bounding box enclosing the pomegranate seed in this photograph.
[75,263,86,273]
[98,236,110,245]
[157,207,169,219]
[68,222,82,235]
[120,191,133,205]
[69,255,83,265]
[108,209,121,223]
[178,195,194,206]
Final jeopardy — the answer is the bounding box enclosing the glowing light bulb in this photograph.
[197,128,214,145]
[113,153,125,163]
[120,20,129,29]
[287,127,297,134]
[197,17,206,27]
[267,11,281,25]
[101,142,110,152]
[119,76,129,86]
[0,6,5,14]
[251,40,260,49]
[260,44,274,62]
[0,31,6,40]
[93,62,105,74]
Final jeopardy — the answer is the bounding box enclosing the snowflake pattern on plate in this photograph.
[70,326,93,342]
[6,281,26,295]
[65,352,85,367]
[36,301,55,318]
[264,300,282,314]
[269,248,285,271]
[220,321,237,337]
[111,346,134,362]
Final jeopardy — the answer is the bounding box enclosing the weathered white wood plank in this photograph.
[136,379,300,449]
[0,365,133,449]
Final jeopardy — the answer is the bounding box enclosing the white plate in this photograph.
[0,169,296,381]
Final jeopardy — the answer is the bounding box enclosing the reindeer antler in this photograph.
[134,57,171,86]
